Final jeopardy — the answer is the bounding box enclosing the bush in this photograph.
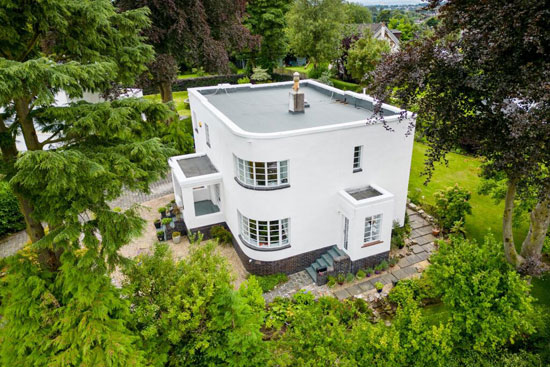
[391,216,411,250]
[356,269,366,279]
[0,183,25,237]
[336,273,345,284]
[327,276,336,288]
[250,273,288,293]
[345,273,354,283]
[433,184,472,232]
[251,67,271,82]
[307,63,330,79]
[389,277,439,306]
[374,282,384,291]
[237,76,250,84]
[210,225,233,245]
[379,260,389,271]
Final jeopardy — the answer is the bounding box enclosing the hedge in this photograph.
[0,182,25,238]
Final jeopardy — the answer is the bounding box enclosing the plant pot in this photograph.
[154,220,161,229]
[173,235,181,244]
[338,282,344,286]
[377,289,382,293]
[160,211,167,219]
[157,234,165,241]
[375,270,381,275]
[432,228,441,236]
[366,273,372,278]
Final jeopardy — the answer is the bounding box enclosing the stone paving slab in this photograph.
[422,242,436,253]
[334,289,351,300]
[417,251,430,261]
[413,225,433,237]
[416,233,437,245]
[358,281,375,292]
[407,253,423,265]
[411,244,426,254]
[347,284,363,296]
[391,268,409,280]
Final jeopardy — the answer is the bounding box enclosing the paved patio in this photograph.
[263,205,438,303]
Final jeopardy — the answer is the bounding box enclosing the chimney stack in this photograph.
[289,72,305,113]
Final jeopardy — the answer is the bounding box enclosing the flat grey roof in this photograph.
[200,82,397,133]
[177,155,217,178]
[347,186,382,201]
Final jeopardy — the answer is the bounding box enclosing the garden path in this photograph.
[263,206,438,304]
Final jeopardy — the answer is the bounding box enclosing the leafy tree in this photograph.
[245,0,293,72]
[345,3,373,24]
[346,33,390,84]
[286,0,347,68]
[388,17,418,41]
[116,0,258,103]
[369,0,550,269]
[0,182,25,236]
[426,236,535,351]
[123,242,269,367]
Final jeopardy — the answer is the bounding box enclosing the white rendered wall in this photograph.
[187,85,414,262]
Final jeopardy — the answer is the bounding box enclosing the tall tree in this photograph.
[346,32,390,85]
[345,2,373,24]
[245,0,293,72]
[286,0,347,68]
[369,0,550,270]
[117,0,258,104]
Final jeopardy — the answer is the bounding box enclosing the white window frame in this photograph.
[364,214,382,244]
[353,145,362,171]
[205,123,211,147]
[238,211,290,248]
[234,156,289,188]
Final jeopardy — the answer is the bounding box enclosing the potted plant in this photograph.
[374,263,383,275]
[345,273,354,283]
[167,205,175,218]
[161,217,173,228]
[432,228,441,236]
[156,230,165,241]
[336,273,345,285]
[389,257,398,268]
[158,207,167,218]
[375,282,384,293]
[172,231,181,244]
[380,260,389,271]
[154,219,161,229]
[356,269,366,280]
[365,268,373,277]
[327,276,336,288]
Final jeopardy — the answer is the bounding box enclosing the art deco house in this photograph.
[169,76,415,282]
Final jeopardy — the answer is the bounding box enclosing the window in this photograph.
[238,212,290,248]
[353,145,362,171]
[343,217,349,250]
[205,123,211,147]
[364,214,382,244]
[234,156,289,188]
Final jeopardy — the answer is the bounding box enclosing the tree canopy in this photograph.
[369,0,550,270]
[286,0,347,67]
[346,32,390,84]
[345,3,373,24]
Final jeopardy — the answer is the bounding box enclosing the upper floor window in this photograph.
[364,214,382,244]
[238,211,290,249]
[234,156,289,189]
[205,123,211,147]
[353,145,362,172]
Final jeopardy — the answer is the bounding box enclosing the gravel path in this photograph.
[0,175,174,258]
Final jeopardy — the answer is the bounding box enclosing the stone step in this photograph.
[305,266,317,282]
[316,258,329,269]
[333,246,347,257]
[321,253,334,266]
[327,248,340,259]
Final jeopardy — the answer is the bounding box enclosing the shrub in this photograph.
[389,277,439,306]
[433,184,472,232]
[307,63,330,79]
[237,76,250,84]
[356,269,366,279]
[374,263,383,273]
[379,260,389,271]
[250,273,288,293]
[365,267,373,276]
[345,273,354,283]
[0,183,25,237]
[543,236,550,256]
[316,70,334,86]
[336,273,345,284]
[210,225,233,245]
[327,276,336,288]
[113,207,122,213]
[389,257,399,267]
[374,282,384,291]
[158,207,166,214]
[391,216,411,250]
[251,67,271,82]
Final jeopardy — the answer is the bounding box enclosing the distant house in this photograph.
[357,23,401,52]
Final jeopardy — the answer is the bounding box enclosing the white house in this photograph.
[169,76,415,281]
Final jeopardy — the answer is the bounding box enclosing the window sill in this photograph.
[239,235,291,252]
[362,240,383,248]
[353,168,363,173]
[234,177,290,191]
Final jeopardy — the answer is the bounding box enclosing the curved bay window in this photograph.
[234,156,289,189]
[238,211,290,249]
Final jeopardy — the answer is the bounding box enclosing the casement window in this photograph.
[238,212,290,248]
[205,123,211,147]
[353,145,363,172]
[234,156,289,188]
[364,214,382,243]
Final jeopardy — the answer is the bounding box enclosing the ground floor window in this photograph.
[364,214,382,243]
[238,212,289,248]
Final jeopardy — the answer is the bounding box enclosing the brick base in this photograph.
[188,222,228,241]
[350,251,390,273]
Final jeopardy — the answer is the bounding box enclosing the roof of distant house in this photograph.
[196,81,399,134]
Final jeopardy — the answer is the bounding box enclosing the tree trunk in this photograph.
[159,81,174,104]
[503,179,524,267]
[520,196,550,259]
[14,97,41,151]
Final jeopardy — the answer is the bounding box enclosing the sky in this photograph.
[354,0,425,5]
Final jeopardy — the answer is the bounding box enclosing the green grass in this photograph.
[285,64,313,74]
[143,91,190,116]
[329,78,361,92]
[408,142,528,243]
[177,73,212,79]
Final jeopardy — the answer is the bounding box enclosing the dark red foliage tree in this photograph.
[369,0,550,269]
[117,0,259,103]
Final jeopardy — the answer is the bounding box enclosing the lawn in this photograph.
[285,64,313,74]
[177,73,212,79]
[143,91,190,117]
[408,142,529,244]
